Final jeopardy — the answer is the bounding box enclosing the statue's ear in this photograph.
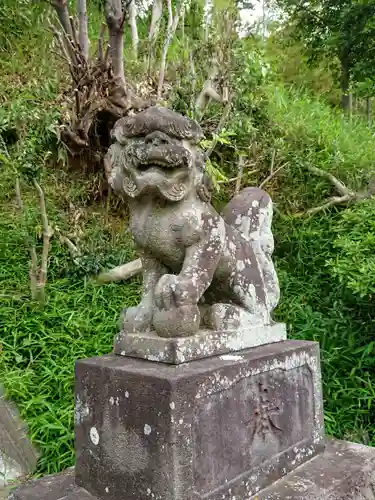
[197,172,214,203]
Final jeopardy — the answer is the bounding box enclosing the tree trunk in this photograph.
[148,0,163,75]
[105,0,125,85]
[77,0,90,60]
[52,0,73,37]
[128,0,139,59]
[340,57,350,111]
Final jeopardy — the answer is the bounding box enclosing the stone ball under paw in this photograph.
[153,304,200,338]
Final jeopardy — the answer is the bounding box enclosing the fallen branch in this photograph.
[306,165,352,197]
[97,258,142,283]
[296,165,374,216]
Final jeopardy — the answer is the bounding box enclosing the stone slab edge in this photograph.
[254,438,375,500]
[9,440,375,500]
[114,322,287,364]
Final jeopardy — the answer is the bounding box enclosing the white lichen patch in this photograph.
[220,354,244,361]
[144,424,152,435]
[90,426,100,445]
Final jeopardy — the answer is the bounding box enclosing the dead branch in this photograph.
[54,227,80,258]
[14,180,51,302]
[33,180,52,302]
[77,0,90,60]
[297,165,374,216]
[97,258,142,283]
[306,165,352,197]
[259,162,289,189]
[157,0,182,101]
[195,64,222,115]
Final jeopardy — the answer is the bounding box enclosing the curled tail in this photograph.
[221,187,280,312]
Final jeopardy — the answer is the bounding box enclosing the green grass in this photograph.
[0,170,141,475]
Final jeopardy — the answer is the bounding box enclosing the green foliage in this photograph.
[0,0,46,52]
[273,0,375,93]
[274,214,375,443]
[327,200,375,298]
[263,84,375,209]
[0,165,140,475]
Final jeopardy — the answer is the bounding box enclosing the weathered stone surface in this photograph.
[0,387,39,487]
[114,322,287,364]
[74,340,324,500]
[10,440,375,500]
[254,439,375,499]
[8,468,93,500]
[106,106,280,339]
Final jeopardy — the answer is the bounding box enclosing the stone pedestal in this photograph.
[9,338,375,500]
[74,340,323,500]
[114,323,287,364]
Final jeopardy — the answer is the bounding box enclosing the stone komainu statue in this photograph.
[105,107,280,338]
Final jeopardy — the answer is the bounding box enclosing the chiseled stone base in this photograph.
[114,322,287,364]
[75,340,322,500]
[9,440,375,500]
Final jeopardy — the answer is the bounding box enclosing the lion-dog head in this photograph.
[105,106,213,203]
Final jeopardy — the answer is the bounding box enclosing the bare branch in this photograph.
[33,180,52,302]
[195,64,222,115]
[77,0,90,60]
[157,0,182,100]
[69,16,79,46]
[295,164,361,216]
[97,258,143,283]
[304,195,352,216]
[259,163,289,189]
[54,227,80,258]
[306,165,352,197]
[50,23,72,66]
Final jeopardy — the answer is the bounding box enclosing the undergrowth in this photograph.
[1,1,375,476]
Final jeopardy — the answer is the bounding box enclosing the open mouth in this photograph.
[136,162,185,175]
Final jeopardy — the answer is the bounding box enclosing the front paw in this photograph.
[154,274,198,310]
[120,304,152,333]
